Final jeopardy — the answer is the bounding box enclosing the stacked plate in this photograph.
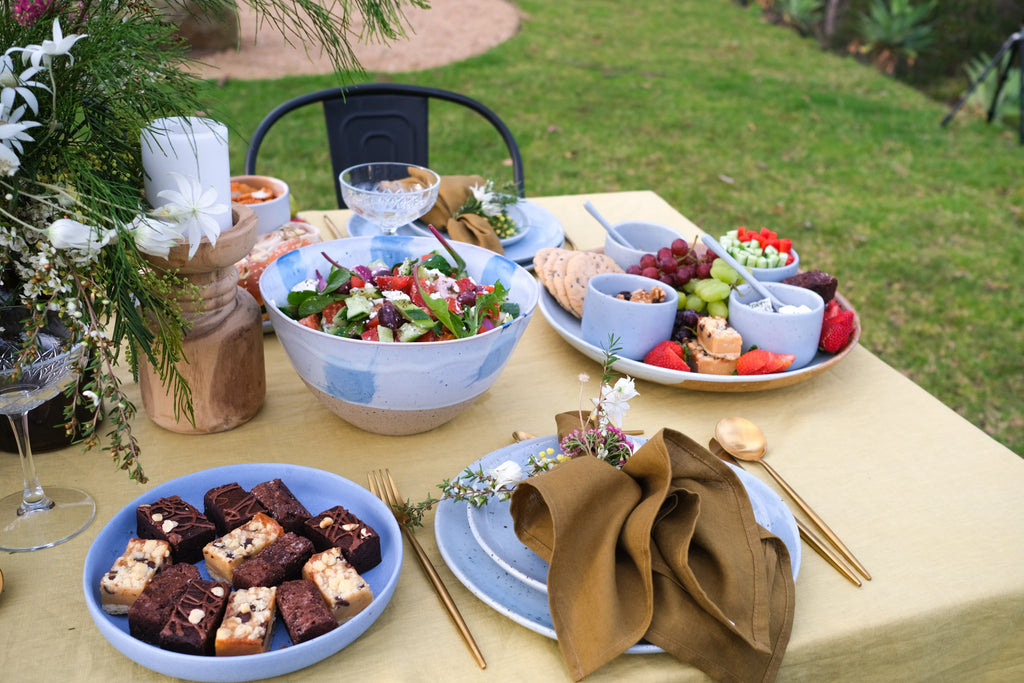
[433,435,800,653]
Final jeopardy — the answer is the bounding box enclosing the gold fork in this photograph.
[367,469,486,669]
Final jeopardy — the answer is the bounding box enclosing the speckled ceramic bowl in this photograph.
[231,175,291,235]
[260,236,539,435]
[581,272,678,361]
[603,221,686,270]
[728,282,824,371]
[745,249,799,283]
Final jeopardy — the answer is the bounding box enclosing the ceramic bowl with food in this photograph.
[728,282,824,371]
[603,221,686,270]
[581,272,678,361]
[260,236,540,435]
[745,249,799,283]
[231,175,291,235]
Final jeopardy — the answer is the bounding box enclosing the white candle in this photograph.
[141,116,232,233]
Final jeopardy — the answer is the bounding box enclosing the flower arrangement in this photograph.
[402,339,639,526]
[0,0,420,482]
[454,179,521,238]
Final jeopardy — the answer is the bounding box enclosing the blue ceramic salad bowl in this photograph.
[260,235,539,435]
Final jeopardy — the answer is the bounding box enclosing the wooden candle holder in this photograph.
[139,204,266,433]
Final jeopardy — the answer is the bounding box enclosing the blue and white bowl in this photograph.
[260,236,539,435]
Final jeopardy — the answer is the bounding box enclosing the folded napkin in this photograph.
[510,425,795,682]
[404,169,504,254]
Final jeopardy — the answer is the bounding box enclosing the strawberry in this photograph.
[819,307,855,353]
[644,340,690,372]
[822,299,843,323]
[736,349,795,375]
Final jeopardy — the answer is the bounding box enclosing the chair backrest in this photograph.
[244,83,525,208]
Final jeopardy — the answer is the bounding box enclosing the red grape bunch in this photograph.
[624,238,720,289]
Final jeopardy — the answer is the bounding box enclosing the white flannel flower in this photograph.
[593,376,639,428]
[469,181,503,216]
[129,214,183,259]
[488,460,525,492]
[156,172,229,259]
[0,54,47,115]
[46,218,115,258]
[0,144,19,176]
[0,103,41,154]
[11,19,88,69]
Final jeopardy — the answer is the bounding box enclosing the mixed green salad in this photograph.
[278,250,520,342]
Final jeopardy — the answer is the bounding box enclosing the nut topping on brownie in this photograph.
[136,495,216,563]
[303,505,381,573]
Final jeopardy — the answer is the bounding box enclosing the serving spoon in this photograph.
[708,438,862,587]
[714,416,871,581]
[583,201,637,249]
[700,234,784,312]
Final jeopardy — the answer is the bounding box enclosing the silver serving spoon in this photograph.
[700,234,784,311]
[583,201,637,248]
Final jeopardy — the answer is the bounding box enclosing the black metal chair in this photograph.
[244,83,525,208]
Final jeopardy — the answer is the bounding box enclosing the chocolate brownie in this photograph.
[250,479,311,533]
[204,482,267,535]
[233,532,315,589]
[782,269,837,303]
[137,495,217,563]
[128,563,201,644]
[158,578,230,656]
[303,506,381,573]
[276,579,338,644]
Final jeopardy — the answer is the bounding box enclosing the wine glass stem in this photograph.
[7,412,54,515]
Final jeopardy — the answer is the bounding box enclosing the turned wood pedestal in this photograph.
[139,204,266,433]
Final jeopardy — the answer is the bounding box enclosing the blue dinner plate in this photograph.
[348,199,564,269]
[83,463,403,682]
[434,436,800,654]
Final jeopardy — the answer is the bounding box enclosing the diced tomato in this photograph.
[350,275,365,289]
[447,297,463,315]
[360,327,380,341]
[322,301,345,325]
[375,275,414,294]
[297,314,320,330]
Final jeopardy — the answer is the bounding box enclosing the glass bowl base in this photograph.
[0,486,96,552]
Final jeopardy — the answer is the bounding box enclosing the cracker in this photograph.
[532,247,559,287]
[544,249,576,313]
[565,252,623,317]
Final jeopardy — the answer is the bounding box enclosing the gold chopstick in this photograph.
[368,470,486,669]
[796,518,861,587]
[321,214,344,240]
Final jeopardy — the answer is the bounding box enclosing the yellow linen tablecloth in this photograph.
[2,192,1023,681]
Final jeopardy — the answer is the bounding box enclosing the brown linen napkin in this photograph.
[510,427,795,682]
[404,170,504,254]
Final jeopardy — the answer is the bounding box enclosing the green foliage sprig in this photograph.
[0,0,419,482]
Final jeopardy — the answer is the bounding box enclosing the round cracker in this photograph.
[544,249,577,314]
[564,252,623,317]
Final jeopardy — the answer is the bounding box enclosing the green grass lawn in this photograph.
[205,0,1023,457]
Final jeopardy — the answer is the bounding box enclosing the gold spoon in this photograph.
[708,438,862,587]
[714,417,871,581]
